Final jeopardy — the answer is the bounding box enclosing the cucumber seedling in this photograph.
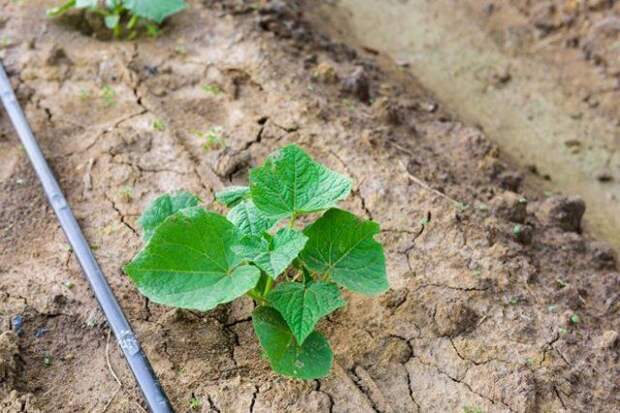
[124,145,389,379]
[47,0,188,38]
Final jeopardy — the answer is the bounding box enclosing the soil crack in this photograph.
[104,193,138,237]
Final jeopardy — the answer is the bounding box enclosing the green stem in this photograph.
[263,277,273,296]
[47,0,76,17]
[127,14,138,30]
[288,213,297,228]
[246,289,267,305]
[113,22,121,38]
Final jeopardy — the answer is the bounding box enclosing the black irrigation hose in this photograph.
[0,62,174,413]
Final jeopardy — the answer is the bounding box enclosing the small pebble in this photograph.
[11,315,24,334]
[35,327,48,338]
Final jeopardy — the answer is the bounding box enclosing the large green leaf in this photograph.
[300,208,388,295]
[122,0,187,24]
[234,229,308,279]
[268,281,345,344]
[125,207,260,311]
[227,200,278,237]
[252,306,332,379]
[138,192,200,241]
[215,186,249,207]
[249,145,352,219]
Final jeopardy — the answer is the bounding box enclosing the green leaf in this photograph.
[138,192,200,241]
[124,207,260,311]
[234,228,308,279]
[249,145,352,219]
[122,0,187,24]
[77,0,98,7]
[227,200,278,237]
[252,306,332,379]
[300,208,388,295]
[104,14,120,29]
[215,186,249,207]
[47,0,76,16]
[268,281,345,344]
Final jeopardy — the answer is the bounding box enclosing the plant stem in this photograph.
[113,22,121,38]
[47,0,77,17]
[246,289,267,305]
[263,277,273,296]
[127,14,138,30]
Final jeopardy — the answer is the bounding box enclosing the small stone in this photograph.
[434,302,478,337]
[490,191,527,223]
[596,170,613,182]
[10,315,23,335]
[371,97,400,125]
[497,170,524,191]
[589,241,617,270]
[537,196,585,232]
[341,66,370,102]
[312,62,339,84]
[34,327,48,338]
[596,330,618,349]
[45,45,72,66]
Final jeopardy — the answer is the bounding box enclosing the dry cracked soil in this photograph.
[0,1,618,412]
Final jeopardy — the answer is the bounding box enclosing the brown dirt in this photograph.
[0,1,618,412]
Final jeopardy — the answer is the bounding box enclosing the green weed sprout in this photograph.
[124,145,389,379]
[47,0,187,38]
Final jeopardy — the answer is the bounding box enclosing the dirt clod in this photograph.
[0,391,41,413]
[371,97,400,125]
[596,330,618,349]
[341,66,370,102]
[312,62,339,83]
[0,332,19,385]
[536,195,586,232]
[434,302,478,337]
[490,191,527,223]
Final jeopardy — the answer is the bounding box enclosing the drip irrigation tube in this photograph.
[0,62,174,413]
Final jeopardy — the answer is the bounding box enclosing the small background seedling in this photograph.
[192,127,224,151]
[512,224,522,237]
[118,185,133,202]
[202,83,222,95]
[0,36,11,49]
[152,119,166,131]
[463,407,484,413]
[47,0,188,39]
[78,88,92,101]
[100,85,116,107]
[189,395,201,410]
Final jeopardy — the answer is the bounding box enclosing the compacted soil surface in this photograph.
[0,1,618,412]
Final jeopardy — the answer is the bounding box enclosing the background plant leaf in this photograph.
[122,0,187,24]
[215,186,249,207]
[138,191,200,241]
[268,281,345,344]
[77,0,98,8]
[252,306,332,379]
[300,208,388,295]
[227,200,278,237]
[234,228,308,279]
[125,207,260,311]
[250,145,352,219]
[104,14,120,29]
